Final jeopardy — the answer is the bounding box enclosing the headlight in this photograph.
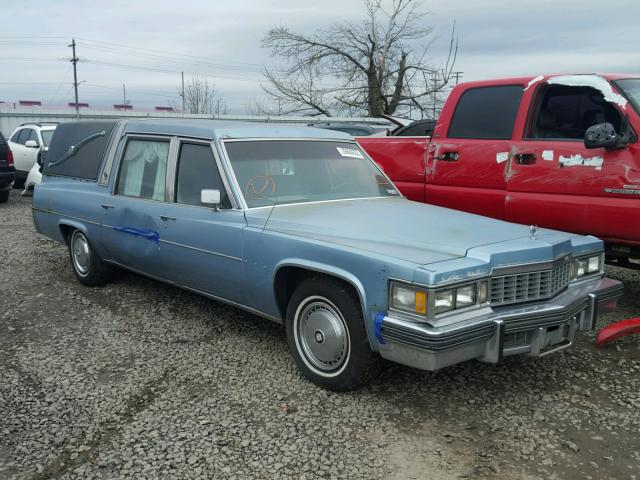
[434,289,454,314]
[573,253,603,279]
[390,279,486,318]
[390,282,427,315]
[455,285,477,308]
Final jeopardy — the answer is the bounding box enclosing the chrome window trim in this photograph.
[165,137,180,202]
[219,137,403,211]
[246,195,400,211]
[169,138,239,210]
[110,133,174,202]
[99,120,127,185]
[127,130,213,141]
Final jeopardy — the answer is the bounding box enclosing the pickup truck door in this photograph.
[426,84,525,220]
[158,140,246,304]
[506,81,640,245]
[356,136,428,202]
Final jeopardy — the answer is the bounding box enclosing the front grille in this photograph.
[490,257,571,306]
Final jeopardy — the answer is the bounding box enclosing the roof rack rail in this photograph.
[18,122,59,127]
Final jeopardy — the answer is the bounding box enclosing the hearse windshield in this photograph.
[615,79,640,115]
[225,140,399,208]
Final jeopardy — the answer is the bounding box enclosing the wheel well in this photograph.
[59,224,74,244]
[273,266,363,319]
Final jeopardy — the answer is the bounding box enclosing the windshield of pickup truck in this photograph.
[225,140,399,208]
[615,79,640,115]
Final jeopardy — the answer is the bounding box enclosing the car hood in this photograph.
[245,197,564,266]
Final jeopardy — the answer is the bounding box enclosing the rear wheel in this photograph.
[0,190,8,203]
[68,229,113,286]
[286,276,381,391]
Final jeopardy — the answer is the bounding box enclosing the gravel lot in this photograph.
[1,189,639,480]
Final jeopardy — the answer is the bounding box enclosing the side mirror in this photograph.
[584,122,627,150]
[201,189,221,210]
[25,139,39,148]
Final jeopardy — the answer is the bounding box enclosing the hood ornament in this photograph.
[529,225,538,240]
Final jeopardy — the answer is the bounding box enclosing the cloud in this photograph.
[0,0,637,113]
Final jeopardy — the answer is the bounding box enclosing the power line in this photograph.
[85,60,264,83]
[75,37,268,70]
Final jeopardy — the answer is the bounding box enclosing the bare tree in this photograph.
[172,75,227,115]
[262,0,458,117]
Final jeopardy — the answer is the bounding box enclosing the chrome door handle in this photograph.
[101,204,115,209]
[159,215,176,221]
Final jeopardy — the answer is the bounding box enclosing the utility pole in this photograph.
[181,72,185,113]
[452,71,464,85]
[122,84,127,106]
[69,38,80,119]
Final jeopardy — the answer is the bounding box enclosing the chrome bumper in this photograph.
[377,277,623,372]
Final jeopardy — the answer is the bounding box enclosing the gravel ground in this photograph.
[1,189,639,480]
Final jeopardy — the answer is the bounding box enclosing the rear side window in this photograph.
[13,129,29,144]
[447,85,523,139]
[26,129,38,144]
[116,138,170,201]
[43,120,117,179]
[176,143,231,208]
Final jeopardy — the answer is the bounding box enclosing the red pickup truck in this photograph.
[358,73,640,266]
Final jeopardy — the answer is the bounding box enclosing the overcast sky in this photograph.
[0,0,638,114]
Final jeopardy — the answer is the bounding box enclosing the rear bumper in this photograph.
[0,169,15,189]
[378,277,623,371]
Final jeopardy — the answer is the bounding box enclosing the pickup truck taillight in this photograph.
[6,149,14,166]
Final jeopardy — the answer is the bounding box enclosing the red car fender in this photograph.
[595,318,640,347]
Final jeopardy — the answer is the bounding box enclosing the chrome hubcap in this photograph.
[71,232,90,276]
[296,299,349,374]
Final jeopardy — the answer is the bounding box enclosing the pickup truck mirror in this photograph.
[201,189,221,211]
[25,139,39,148]
[584,122,628,150]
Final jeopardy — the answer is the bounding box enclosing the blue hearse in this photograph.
[33,119,623,390]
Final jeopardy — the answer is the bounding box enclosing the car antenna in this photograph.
[262,195,279,232]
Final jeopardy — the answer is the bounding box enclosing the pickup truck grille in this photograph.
[490,257,572,307]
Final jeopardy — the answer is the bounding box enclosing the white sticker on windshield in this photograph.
[337,147,364,159]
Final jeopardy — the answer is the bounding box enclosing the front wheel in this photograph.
[68,229,113,286]
[0,190,8,203]
[286,276,381,391]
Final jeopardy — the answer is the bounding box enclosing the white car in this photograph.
[8,123,56,189]
[22,161,42,196]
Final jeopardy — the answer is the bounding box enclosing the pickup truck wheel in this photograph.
[286,276,381,391]
[0,190,8,203]
[69,230,113,286]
